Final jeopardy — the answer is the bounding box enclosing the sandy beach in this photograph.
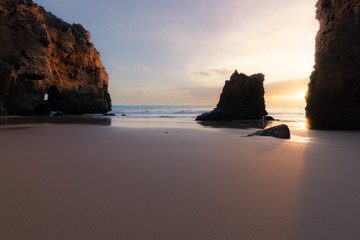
[1,0,359,239]
[1,120,360,240]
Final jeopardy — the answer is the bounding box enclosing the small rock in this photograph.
[264,116,275,121]
[247,124,290,139]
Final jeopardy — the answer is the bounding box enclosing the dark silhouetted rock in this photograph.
[0,0,111,115]
[264,116,275,121]
[196,71,267,121]
[306,0,360,129]
[247,124,290,139]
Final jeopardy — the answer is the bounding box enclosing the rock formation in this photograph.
[196,70,267,121]
[0,0,111,115]
[306,0,360,129]
[247,124,291,139]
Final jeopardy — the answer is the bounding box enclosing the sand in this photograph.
[0,121,360,239]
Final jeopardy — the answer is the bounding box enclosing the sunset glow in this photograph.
[34,0,319,106]
[295,90,308,100]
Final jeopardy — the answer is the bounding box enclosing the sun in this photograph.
[295,90,307,99]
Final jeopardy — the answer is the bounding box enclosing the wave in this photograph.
[111,105,213,115]
[108,105,306,122]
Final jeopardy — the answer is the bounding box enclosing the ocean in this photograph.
[109,105,306,123]
[0,105,305,128]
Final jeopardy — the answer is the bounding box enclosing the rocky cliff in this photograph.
[306,0,360,129]
[196,71,267,121]
[0,0,111,115]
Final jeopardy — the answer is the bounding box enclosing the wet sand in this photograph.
[0,123,360,239]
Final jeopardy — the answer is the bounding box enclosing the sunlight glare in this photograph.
[295,90,307,99]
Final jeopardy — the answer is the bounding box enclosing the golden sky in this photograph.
[35,0,318,106]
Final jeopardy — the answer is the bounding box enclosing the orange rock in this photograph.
[0,0,111,115]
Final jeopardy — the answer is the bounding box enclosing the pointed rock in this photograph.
[196,71,267,121]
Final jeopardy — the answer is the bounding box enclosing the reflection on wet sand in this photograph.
[197,120,268,129]
[0,115,112,126]
[299,130,360,239]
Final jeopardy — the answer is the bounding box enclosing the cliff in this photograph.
[196,71,267,121]
[306,0,360,129]
[0,0,111,115]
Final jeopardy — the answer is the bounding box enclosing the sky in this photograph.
[34,0,319,107]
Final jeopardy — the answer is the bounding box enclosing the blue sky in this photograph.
[34,0,318,106]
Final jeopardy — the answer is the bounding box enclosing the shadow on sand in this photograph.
[197,120,268,129]
[0,115,112,126]
[298,130,360,239]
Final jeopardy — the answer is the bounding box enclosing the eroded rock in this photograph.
[306,0,360,129]
[0,0,111,115]
[196,70,267,121]
[247,124,291,139]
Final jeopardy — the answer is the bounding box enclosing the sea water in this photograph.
[110,105,213,119]
[109,105,306,123]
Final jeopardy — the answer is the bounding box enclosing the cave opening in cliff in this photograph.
[46,86,62,112]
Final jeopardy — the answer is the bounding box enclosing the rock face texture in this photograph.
[196,71,267,121]
[0,0,111,115]
[306,0,360,129]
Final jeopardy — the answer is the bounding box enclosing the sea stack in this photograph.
[196,70,267,121]
[306,0,360,129]
[0,0,111,115]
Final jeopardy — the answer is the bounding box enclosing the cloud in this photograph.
[142,67,152,71]
[211,68,232,75]
[109,74,119,79]
[265,78,309,96]
[177,86,220,96]
[193,70,212,76]
[265,78,309,107]
[117,66,128,71]
[193,68,232,76]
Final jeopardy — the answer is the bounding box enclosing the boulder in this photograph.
[0,0,111,115]
[306,0,360,129]
[196,71,267,121]
[247,124,291,139]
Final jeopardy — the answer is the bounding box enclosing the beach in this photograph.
[1,117,360,240]
[1,0,359,238]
